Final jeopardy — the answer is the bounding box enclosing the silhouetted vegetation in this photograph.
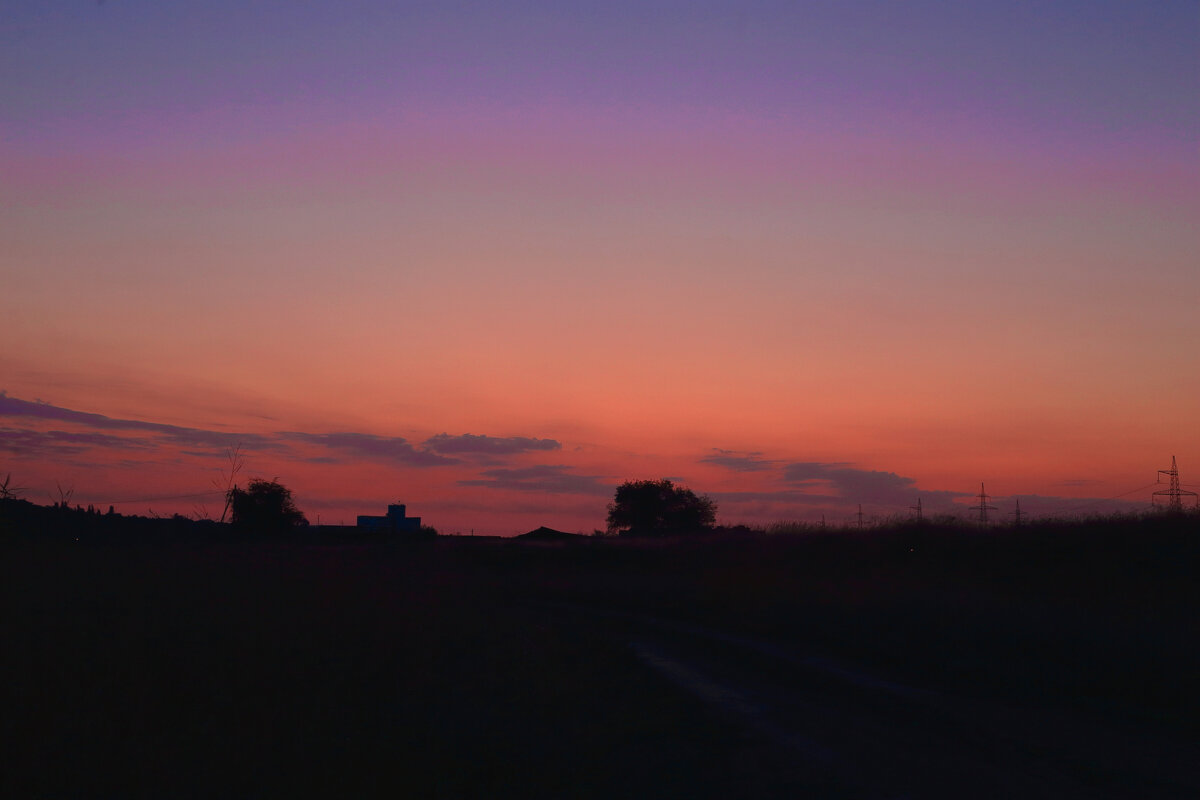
[606,478,716,536]
[0,472,26,500]
[227,478,308,534]
[3,506,1196,798]
[214,444,245,523]
[1,500,1197,796]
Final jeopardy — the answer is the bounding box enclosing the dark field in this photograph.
[3,517,1197,798]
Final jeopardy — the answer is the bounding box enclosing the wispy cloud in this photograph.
[1,392,567,469]
[699,448,778,472]
[712,489,834,504]
[0,426,155,457]
[280,432,459,467]
[459,465,611,495]
[1,391,1157,527]
[781,462,969,508]
[699,461,973,521]
[0,393,276,451]
[424,433,561,456]
[711,463,1146,522]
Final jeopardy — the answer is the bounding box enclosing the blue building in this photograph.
[356,503,421,533]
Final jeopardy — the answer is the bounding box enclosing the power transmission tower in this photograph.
[973,482,997,525]
[856,504,865,530]
[1012,498,1024,527]
[910,497,923,523]
[1154,456,1198,512]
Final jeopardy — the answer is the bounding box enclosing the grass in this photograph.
[2,507,1196,796]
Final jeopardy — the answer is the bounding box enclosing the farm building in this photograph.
[357,504,421,533]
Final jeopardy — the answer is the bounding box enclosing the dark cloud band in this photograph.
[460,464,610,495]
[424,433,561,455]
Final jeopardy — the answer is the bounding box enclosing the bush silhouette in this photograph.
[606,479,716,536]
[227,478,307,534]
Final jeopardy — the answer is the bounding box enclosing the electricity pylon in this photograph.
[910,497,923,523]
[973,482,997,525]
[1154,456,1198,512]
[856,504,865,530]
[1011,498,1024,527]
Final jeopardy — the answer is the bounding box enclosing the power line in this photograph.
[1153,455,1199,512]
[1060,481,1161,513]
[973,482,997,525]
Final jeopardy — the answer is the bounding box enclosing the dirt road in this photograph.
[542,602,1199,799]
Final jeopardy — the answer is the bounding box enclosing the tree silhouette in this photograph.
[227,478,307,534]
[0,473,26,500]
[606,479,716,536]
[215,444,245,523]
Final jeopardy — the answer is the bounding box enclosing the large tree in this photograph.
[227,478,307,534]
[606,479,716,536]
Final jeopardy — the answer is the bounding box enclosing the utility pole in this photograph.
[1154,456,1198,512]
[973,482,997,525]
[910,497,923,523]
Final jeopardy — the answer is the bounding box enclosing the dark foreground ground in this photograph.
[2,517,1197,798]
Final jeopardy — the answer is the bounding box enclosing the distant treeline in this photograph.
[2,495,1196,548]
[0,498,220,543]
[0,498,433,544]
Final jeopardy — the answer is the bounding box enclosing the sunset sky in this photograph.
[3,1,1198,534]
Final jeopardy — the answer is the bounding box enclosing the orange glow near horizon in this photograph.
[3,4,1197,534]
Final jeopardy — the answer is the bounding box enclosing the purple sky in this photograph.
[2,2,1197,533]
